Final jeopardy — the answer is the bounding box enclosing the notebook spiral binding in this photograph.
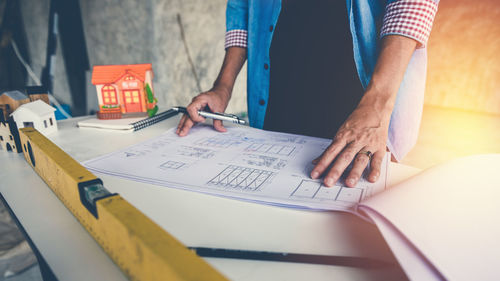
[131,108,180,131]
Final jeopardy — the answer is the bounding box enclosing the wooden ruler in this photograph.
[18,127,228,281]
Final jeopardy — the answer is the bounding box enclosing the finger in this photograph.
[345,148,373,187]
[310,138,347,180]
[178,117,196,137]
[186,101,207,123]
[323,143,363,187]
[213,120,227,132]
[368,150,385,183]
[311,153,324,165]
[311,145,332,164]
[176,115,188,135]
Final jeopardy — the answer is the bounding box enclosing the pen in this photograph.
[189,247,395,269]
[173,106,246,125]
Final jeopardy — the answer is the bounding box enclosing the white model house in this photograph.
[11,100,58,136]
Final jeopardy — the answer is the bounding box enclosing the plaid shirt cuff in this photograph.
[225,29,248,49]
[381,0,438,48]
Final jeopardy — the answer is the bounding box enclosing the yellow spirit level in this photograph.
[18,127,227,281]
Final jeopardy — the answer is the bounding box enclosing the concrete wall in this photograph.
[20,0,247,116]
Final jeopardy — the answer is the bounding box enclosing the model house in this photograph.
[91,63,158,119]
[0,90,30,121]
[25,86,50,104]
[0,118,22,153]
[0,88,50,121]
[11,100,58,136]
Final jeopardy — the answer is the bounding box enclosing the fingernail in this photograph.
[325,178,334,186]
[311,171,319,179]
[347,178,355,186]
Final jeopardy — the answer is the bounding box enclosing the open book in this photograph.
[358,153,500,280]
[83,125,500,280]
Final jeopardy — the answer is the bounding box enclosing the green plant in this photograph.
[145,83,158,117]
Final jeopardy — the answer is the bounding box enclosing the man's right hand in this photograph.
[176,46,247,136]
[176,86,231,136]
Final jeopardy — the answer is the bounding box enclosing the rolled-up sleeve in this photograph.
[225,0,249,49]
[381,0,439,48]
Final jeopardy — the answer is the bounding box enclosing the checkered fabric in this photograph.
[381,0,438,48]
[224,29,248,49]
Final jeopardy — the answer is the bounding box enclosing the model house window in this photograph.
[125,91,131,103]
[23,122,34,128]
[9,135,13,140]
[50,117,53,126]
[124,75,135,81]
[102,85,118,104]
[44,120,48,128]
[0,135,3,141]
[132,90,140,103]
[124,90,141,104]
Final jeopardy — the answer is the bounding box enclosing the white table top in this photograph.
[0,116,420,281]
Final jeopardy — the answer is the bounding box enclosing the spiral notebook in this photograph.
[77,109,179,132]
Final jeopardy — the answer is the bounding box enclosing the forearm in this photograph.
[213,47,247,99]
[360,35,418,117]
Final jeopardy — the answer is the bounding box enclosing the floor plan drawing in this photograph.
[233,153,289,170]
[207,165,273,191]
[159,160,186,170]
[176,146,215,159]
[245,143,297,156]
[84,124,389,211]
[194,134,245,148]
[291,180,364,203]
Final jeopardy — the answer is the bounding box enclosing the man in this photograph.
[177,0,439,188]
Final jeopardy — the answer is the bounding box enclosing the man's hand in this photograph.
[311,35,418,187]
[310,98,391,187]
[176,46,247,137]
[176,87,231,136]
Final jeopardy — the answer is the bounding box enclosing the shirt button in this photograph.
[269,25,273,32]
[259,99,266,106]
[264,63,269,70]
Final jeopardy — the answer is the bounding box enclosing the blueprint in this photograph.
[84,124,388,211]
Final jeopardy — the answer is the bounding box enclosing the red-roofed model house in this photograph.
[91,64,158,119]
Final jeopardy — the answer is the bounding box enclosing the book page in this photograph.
[361,208,445,281]
[359,154,500,281]
[84,124,388,211]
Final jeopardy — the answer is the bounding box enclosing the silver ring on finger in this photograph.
[357,150,373,161]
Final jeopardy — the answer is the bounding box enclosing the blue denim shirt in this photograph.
[226,0,438,161]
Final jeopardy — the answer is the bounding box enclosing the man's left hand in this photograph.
[310,35,418,188]
[310,101,391,188]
